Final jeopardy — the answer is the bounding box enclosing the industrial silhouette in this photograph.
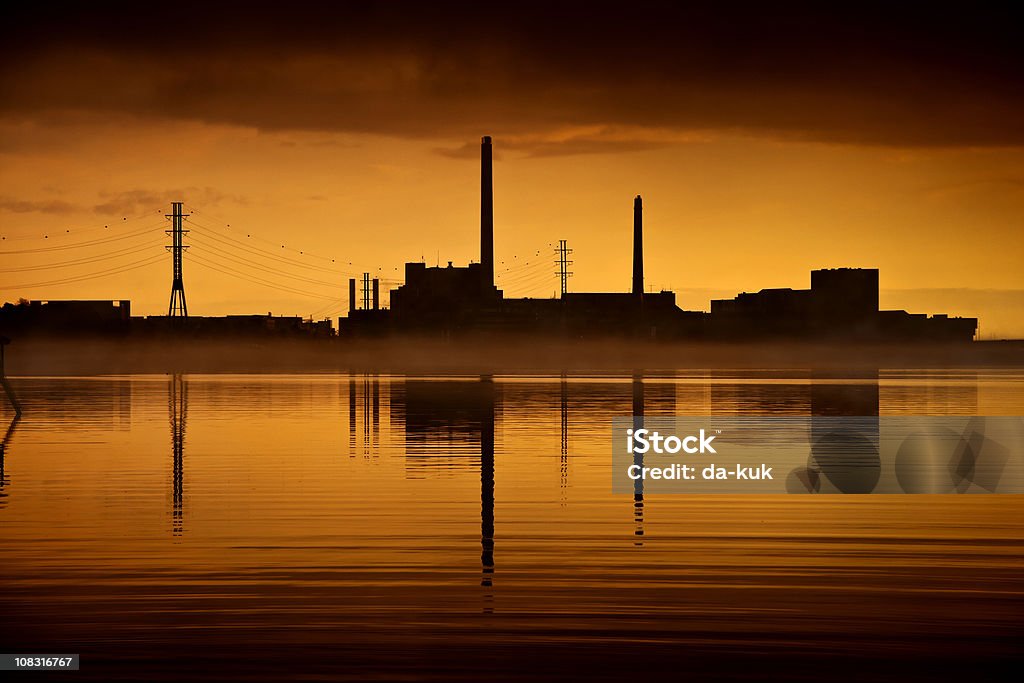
[0,135,978,343]
[338,136,977,342]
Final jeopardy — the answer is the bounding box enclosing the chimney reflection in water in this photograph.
[348,375,382,457]
[393,377,497,608]
[632,372,645,546]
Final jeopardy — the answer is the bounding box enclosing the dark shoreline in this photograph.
[1,336,1021,375]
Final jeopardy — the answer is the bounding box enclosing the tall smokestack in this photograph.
[372,278,380,310]
[632,195,643,295]
[349,278,356,313]
[481,135,494,290]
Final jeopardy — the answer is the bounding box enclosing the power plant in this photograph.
[0,135,979,344]
[337,136,977,343]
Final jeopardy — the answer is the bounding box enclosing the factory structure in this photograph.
[0,135,977,343]
[339,136,977,343]
[0,299,333,339]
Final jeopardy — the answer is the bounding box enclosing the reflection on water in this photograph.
[632,373,645,545]
[349,375,384,457]
[169,375,186,536]
[560,374,568,496]
[0,414,17,509]
[810,371,881,494]
[390,378,496,590]
[480,379,495,594]
[0,370,1022,681]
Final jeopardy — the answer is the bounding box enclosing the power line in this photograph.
[0,208,164,242]
[187,234,346,289]
[0,253,166,290]
[497,253,550,274]
[505,269,557,288]
[185,206,343,266]
[498,256,551,276]
[187,252,338,300]
[500,270,558,295]
[309,298,347,318]
[187,220,355,275]
[497,261,553,287]
[0,238,165,272]
[186,210,405,284]
[0,223,164,254]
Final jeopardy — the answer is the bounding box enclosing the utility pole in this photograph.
[166,202,190,317]
[554,239,573,297]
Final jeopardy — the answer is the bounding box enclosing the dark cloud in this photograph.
[513,138,670,159]
[437,130,687,159]
[93,187,247,216]
[92,190,165,216]
[435,142,504,160]
[2,1,1022,149]
[0,197,76,214]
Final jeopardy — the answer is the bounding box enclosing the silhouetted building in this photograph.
[0,296,337,339]
[0,299,131,337]
[341,137,704,339]
[136,313,333,338]
[546,192,707,338]
[877,310,978,342]
[710,268,976,341]
[334,135,978,344]
[342,275,390,336]
[3,132,985,345]
[560,291,700,338]
[389,261,502,332]
[340,136,503,337]
[812,268,879,321]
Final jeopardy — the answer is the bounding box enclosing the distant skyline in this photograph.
[2,2,1022,336]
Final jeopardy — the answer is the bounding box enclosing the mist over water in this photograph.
[0,371,1022,681]
[5,337,1023,375]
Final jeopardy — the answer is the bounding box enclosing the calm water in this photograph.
[1,370,1022,681]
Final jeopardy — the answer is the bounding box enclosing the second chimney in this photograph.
[632,195,643,295]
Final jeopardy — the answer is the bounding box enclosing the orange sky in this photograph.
[1,3,1022,336]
